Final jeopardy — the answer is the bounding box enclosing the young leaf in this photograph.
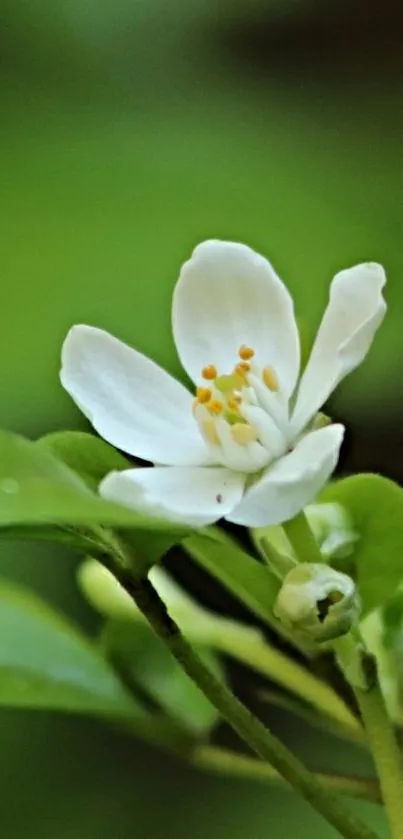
[36,431,131,490]
[103,619,221,735]
[183,530,281,629]
[322,474,403,615]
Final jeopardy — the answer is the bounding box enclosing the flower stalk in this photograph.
[110,557,380,839]
[336,637,403,839]
[283,510,324,564]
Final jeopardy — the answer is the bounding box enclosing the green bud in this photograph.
[274,563,360,643]
[78,558,141,621]
[78,559,215,639]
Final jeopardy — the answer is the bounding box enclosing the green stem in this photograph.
[283,511,323,564]
[113,566,379,839]
[356,680,403,839]
[336,637,403,839]
[193,745,381,804]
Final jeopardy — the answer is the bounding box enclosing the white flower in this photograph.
[60,240,386,528]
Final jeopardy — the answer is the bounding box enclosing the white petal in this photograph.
[100,466,246,527]
[226,424,344,528]
[172,240,300,397]
[61,325,212,466]
[291,263,386,434]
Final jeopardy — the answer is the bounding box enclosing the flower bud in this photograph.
[274,563,360,643]
[78,558,195,623]
[78,559,216,641]
[78,558,141,621]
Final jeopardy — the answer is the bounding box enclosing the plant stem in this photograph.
[192,745,381,804]
[113,566,379,839]
[336,637,403,839]
[355,678,403,839]
[283,511,323,564]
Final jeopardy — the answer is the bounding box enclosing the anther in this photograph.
[196,386,212,403]
[231,423,259,445]
[208,399,224,415]
[235,362,250,380]
[202,364,217,380]
[227,396,242,410]
[262,366,279,392]
[238,345,255,361]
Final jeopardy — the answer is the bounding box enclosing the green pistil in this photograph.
[223,410,247,426]
[215,373,244,394]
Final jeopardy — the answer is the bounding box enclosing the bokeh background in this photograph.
[1,0,403,835]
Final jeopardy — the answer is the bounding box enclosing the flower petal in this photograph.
[226,424,344,527]
[61,325,213,466]
[100,466,246,527]
[291,263,386,434]
[172,240,300,397]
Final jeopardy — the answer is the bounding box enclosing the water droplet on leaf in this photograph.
[1,478,19,494]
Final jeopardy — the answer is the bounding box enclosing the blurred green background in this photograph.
[1,0,403,835]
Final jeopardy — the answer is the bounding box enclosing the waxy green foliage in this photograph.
[322,474,403,615]
[0,430,191,564]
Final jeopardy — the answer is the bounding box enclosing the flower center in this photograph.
[192,345,287,473]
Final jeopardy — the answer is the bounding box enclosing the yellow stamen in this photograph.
[208,399,224,415]
[231,423,259,445]
[263,365,279,392]
[202,364,217,380]
[235,362,250,381]
[227,395,242,410]
[196,386,212,403]
[203,418,220,445]
[238,345,255,361]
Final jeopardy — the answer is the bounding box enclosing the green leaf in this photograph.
[322,474,403,615]
[258,689,350,739]
[0,579,141,718]
[103,619,221,735]
[0,579,194,751]
[183,529,281,630]
[36,431,131,490]
[0,429,178,530]
[0,430,191,562]
[381,591,403,649]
